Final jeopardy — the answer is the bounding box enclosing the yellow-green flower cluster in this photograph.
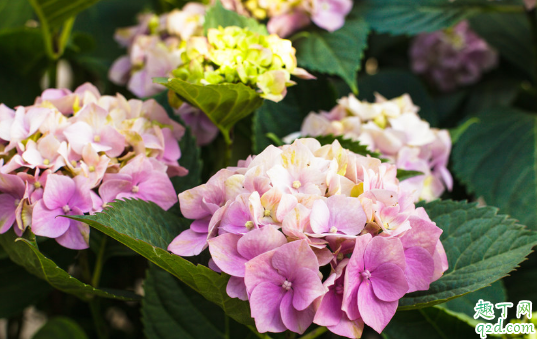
[171,26,313,102]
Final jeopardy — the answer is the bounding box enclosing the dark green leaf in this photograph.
[203,0,267,35]
[469,13,535,81]
[32,317,88,339]
[452,107,537,230]
[436,281,506,326]
[0,258,51,318]
[252,78,337,153]
[357,70,438,127]
[28,0,103,30]
[360,0,524,35]
[397,169,424,181]
[142,265,226,339]
[0,0,34,31]
[70,199,254,326]
[449,117,479,143]
[399,200,537,309]
[154,77,264,144]
[313,135,384,160]
[294,11,369,93]
[0,230,140,302]
[384,306,475,339]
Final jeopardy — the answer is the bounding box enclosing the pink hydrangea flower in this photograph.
[169,138,448,337]
[410,20,498,92]
[244,240,326,334]
[342,234,409,333]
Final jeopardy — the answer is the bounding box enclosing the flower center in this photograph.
[329,226,338,233]
[93,135,101,142]
[71,160,77,167]
[361,269,372,280]
[282,280,292,291]
[131,185,139,193]
[263,209,271,217]
[89,165,95,172]
[62,205,71,213]
[245,220,255,230]
[33,182,41,189]
[292,180,301,189]
[43,159,50,165]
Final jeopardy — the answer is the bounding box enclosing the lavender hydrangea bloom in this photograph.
[410,20,498,92]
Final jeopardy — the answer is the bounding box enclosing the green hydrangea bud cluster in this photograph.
[171,26,313,102]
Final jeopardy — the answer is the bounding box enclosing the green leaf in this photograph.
[28,0,102,30]
[399,200,537,309]
[0,230,140,302]
[313,134,384,160]
[70,199,254,326]
[154,77,264,144]
[252,78,337,153]
[0,0,34,31]
[357,70,438,127]
[32,317,88,339]
[452,107,537,230]
[360,0,524,35]
[397,169,424,181]
[142,265,226,339]
[436,281,506,327]
[294,11,369,93]
[384,306,475,339]
[469,13,535,81]
[203,0,267,35]
[0,258,51,318]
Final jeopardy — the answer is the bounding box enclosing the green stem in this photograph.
[57,17,75,57]
[297,327,328,339]
[247,325,273,339]
[224,315,230,339]
[47,60,58,89]
[89,298,109,339]
[222,129,233,168]
[92,236,108,288]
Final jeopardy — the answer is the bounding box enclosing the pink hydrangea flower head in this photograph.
[311,0,353,32]
[0,172,26,234]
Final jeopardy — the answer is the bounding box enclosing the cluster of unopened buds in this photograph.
[287,93,452,202]
[221,0,353,37]
[410,20,498,92]
[172,26,314,102]
[169,138,448,337]
[0,83,186,249]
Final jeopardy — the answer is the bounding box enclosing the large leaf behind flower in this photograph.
[70,199,255,326]
[28,0,102,30]
[203,0,268,35]
[452,107,537,230]
[294,9,369,93]
[155,77,264,144]
[0,230,140,302]
[33,317,88,339]
[398,200,537,310]
[359,0,524,35]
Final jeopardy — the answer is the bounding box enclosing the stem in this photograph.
[297,327,328,339]
[47,60,58,89]
[89,298,109,339]
[57,17,75,57]
[92,236,108,288]
[247,325,273,339]
[224,315,230,339]
[223,129,233,168]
